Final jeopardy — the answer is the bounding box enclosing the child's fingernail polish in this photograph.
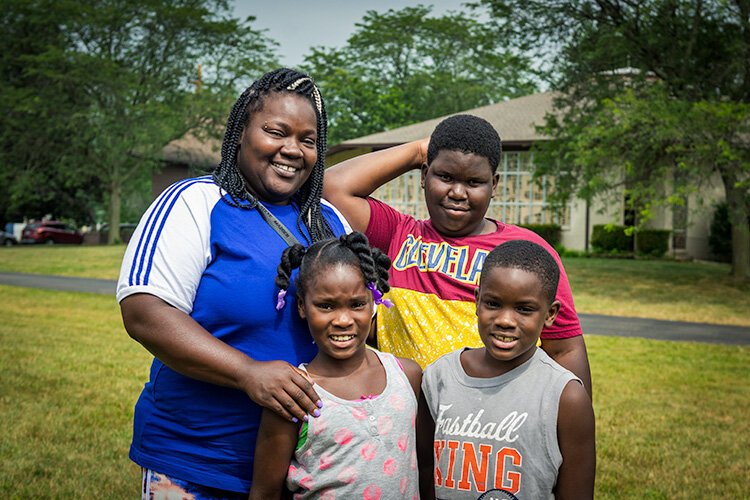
[303,414,309,421]
[313,409,321,418]
[292,417,298,423]
[317,400,324,408]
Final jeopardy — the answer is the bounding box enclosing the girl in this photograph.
[249,232,422,500]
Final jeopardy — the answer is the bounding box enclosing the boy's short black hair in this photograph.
[481,240,560,304]
[427,114,502,172]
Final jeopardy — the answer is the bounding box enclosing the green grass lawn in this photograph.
[1,244,748,325]
[0,244,126,280]
[563,257,750,326]
[1,285,747,498]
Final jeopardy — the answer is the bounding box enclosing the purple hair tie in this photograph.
[276,289,287,311]
[367,282,393,308]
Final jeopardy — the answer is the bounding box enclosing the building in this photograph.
[155,92,725,259]
[326,92,724,259]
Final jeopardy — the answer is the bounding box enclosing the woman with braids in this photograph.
[249,232,422,500]
[117,68,350,498]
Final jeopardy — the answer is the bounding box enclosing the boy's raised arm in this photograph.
[554,380,596,500]
[323,139,429,232]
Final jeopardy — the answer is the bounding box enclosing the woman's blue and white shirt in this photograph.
[117,176,349,493]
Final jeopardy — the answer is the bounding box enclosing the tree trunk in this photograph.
[724,179,750,282]
[108,178,122,245]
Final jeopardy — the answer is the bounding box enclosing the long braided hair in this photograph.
[213,68,333,244]
[275,232,391,303]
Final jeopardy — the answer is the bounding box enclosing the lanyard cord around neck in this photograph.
[254,200,301,246]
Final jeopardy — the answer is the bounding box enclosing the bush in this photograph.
[554,244,588,258]
[635,229,670,257]
[519,223,562,247]
[708,202,732,262]
[591,224,633,253]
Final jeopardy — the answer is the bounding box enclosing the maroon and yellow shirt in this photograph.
[366,198,582,368]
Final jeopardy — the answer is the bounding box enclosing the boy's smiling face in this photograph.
[421,149,499,238]
[474,266,560,372]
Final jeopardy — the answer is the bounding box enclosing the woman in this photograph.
[117,68,349,498]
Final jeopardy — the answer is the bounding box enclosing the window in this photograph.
[371,151,570,226]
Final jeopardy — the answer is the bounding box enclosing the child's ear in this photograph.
[473,286,480,314]
[297,295,306,319]
[420,163,429,189]
[491,172,500,198]
[544,300,561,327]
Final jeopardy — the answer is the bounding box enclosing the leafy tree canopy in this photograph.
[0,0,278,241]
[302,5,539,144]
[475,0,750,279]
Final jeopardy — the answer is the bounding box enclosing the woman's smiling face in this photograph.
[237,92,318,205]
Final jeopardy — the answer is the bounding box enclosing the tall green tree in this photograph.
[476,0,750,280]
[302,5,538,144]
[1,0,278,242]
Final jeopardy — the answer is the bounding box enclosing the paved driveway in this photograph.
[1,272,748,345]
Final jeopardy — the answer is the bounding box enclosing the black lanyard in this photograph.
[254,201,301,246]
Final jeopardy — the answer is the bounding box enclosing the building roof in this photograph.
[159,91,560,165]
[163,132,220,167]
[328,91,560,154]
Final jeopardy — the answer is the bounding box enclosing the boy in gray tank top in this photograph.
[418,240,595,499]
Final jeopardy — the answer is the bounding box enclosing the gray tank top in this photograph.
[287,349,419,499]
[422,348,580,499]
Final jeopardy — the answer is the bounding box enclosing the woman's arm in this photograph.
[121,293,321,422]
[248,409,299,500]
[323,139,429,232]
[554,380,596,499]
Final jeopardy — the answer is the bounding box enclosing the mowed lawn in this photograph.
[1,245,749,497]
[0,285,747,498]
[1,244,748,325]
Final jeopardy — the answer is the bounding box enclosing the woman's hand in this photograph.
[241,360,322,423]
[122,294,321,423]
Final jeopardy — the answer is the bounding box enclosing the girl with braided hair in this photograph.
[118,68,350,498]
[250,232,422,500]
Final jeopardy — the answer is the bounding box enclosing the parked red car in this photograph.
[21,221,83,245]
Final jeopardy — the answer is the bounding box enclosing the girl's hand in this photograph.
[240,360,322,422]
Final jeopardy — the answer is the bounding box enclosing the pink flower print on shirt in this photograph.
[334,428,353,445]
[360,441,378,461]
[377,415,393,435]
[410,449,417,470]
[397,434,409,452]
[383,457,398,476]
[363,485,382,500]
[319,452,334,471]
[337,466,357,484]
[320,489,336,500]
[388,393,405,411]
[288,464,299,478]
[299,475,314,490]
[313,417,328,436]
[350,406,368,420]
[400,477,409,495]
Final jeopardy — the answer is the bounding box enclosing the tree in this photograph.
[0,0,278,242]
[476,0,750,280]
[302,5,538,144]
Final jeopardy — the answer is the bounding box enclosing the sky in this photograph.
[232,1,474,67]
